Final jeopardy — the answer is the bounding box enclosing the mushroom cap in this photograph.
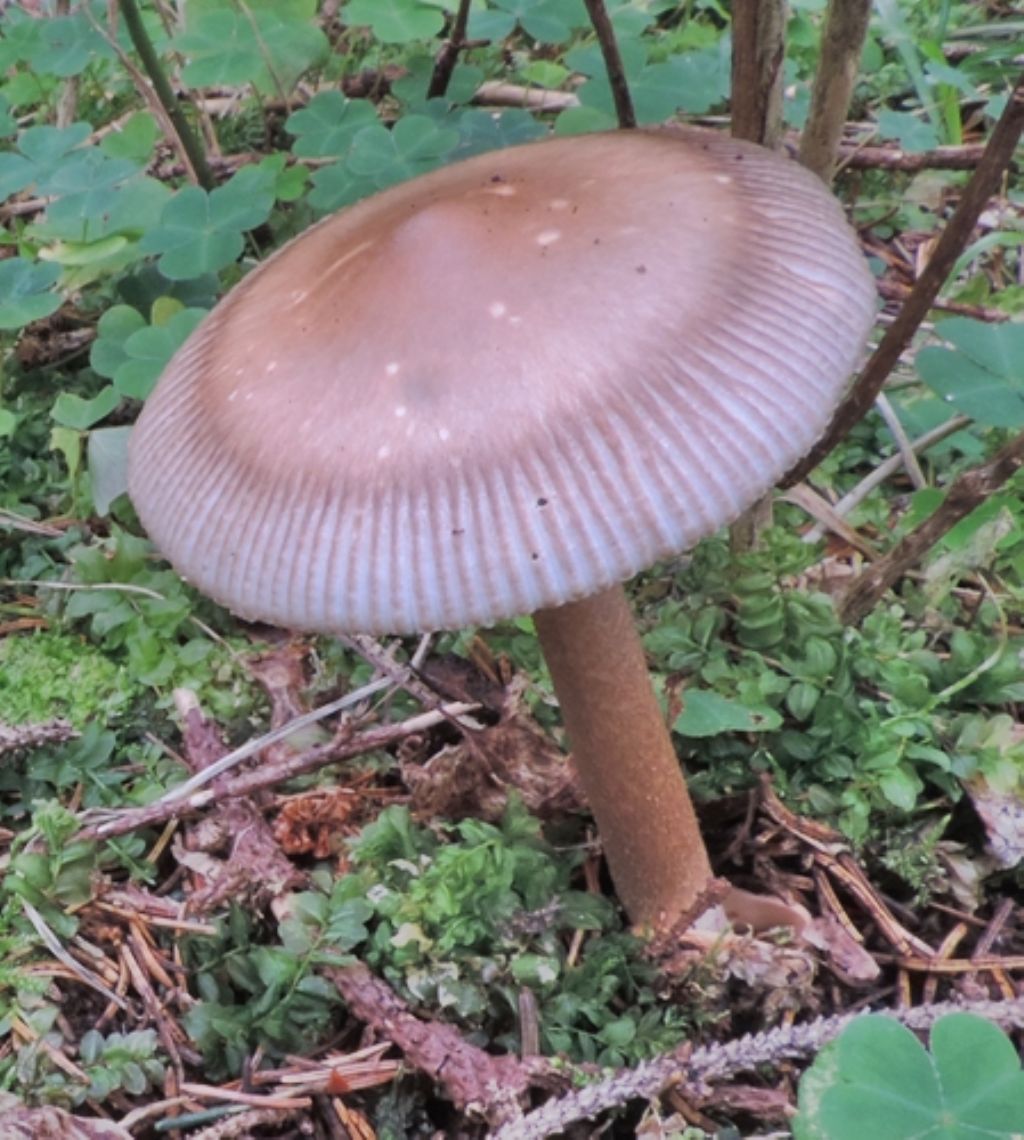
[128,127,875,635]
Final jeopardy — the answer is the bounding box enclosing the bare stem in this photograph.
[798,0,873,181]
[117,0,215,190]
[534,586,711,927]
[729,0,786,148]
[728,0,786,551]
[427,0,473,100]
[583,0,636,130]
[55,0,80,129]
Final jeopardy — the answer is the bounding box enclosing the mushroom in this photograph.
[128,127,875,930]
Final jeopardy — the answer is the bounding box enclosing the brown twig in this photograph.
[54,0,79,129]
[327,963,534,1126]
[759,780,934,958]
[583,0,635,129]
[20,900,130,1011]
[784,69,1024,486]
[798,0,873,181]
[179,1084,310,1108]
[472,81,579,111]
[802,413,972,545]
[121,937,187,1086]
[77,701,476,840]
[257,1043,400,1093]
[837,430,1024,624]
[877,954,1024,974]
[781,482,880,557]
[838,141,989,172]
[0,718,76,756]
[875,391,927,490]
[116,0,216,189]
[875,277,1011,321]
[427,0,473,99]
[170,691,307,912]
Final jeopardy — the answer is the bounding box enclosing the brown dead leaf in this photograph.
[172,698,306,913]
[963,773,1024,869]
[803,913,880,984]
[273,787,361,859]
[416,649,508,711]
[657,911,818,1020]
[247,642,311,726]
[404,709,579,822]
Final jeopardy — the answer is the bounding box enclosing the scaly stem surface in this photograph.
[534,585,712,928]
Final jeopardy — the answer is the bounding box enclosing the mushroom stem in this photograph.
[534,585,713,929]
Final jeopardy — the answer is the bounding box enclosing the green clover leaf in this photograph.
[0,258,62,329]
[139,167,275,279]
[917,318,1024,426]
[673,690,783,738]
[0,122,92,199]
[174,0,327,92]
[28,7,113,78]
[91,304,207,400]
[286,92,379,158]
[347,115,460,189]
[343,0,446,44]
[795,1013,1024,1140]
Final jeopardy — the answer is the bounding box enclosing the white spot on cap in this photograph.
[485,183,516,197]
[266,360,277,372]
[437,427,450,441]
[244,392,254,402]
[488,301,507,318]
[536,229,561,246]
[715,174,733,185]
[395,405,407,417]
[288,288,309,307]
[549,198,570,210]
[227,389,239,402]
[386,361,401,377]
[377,445,390,459]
